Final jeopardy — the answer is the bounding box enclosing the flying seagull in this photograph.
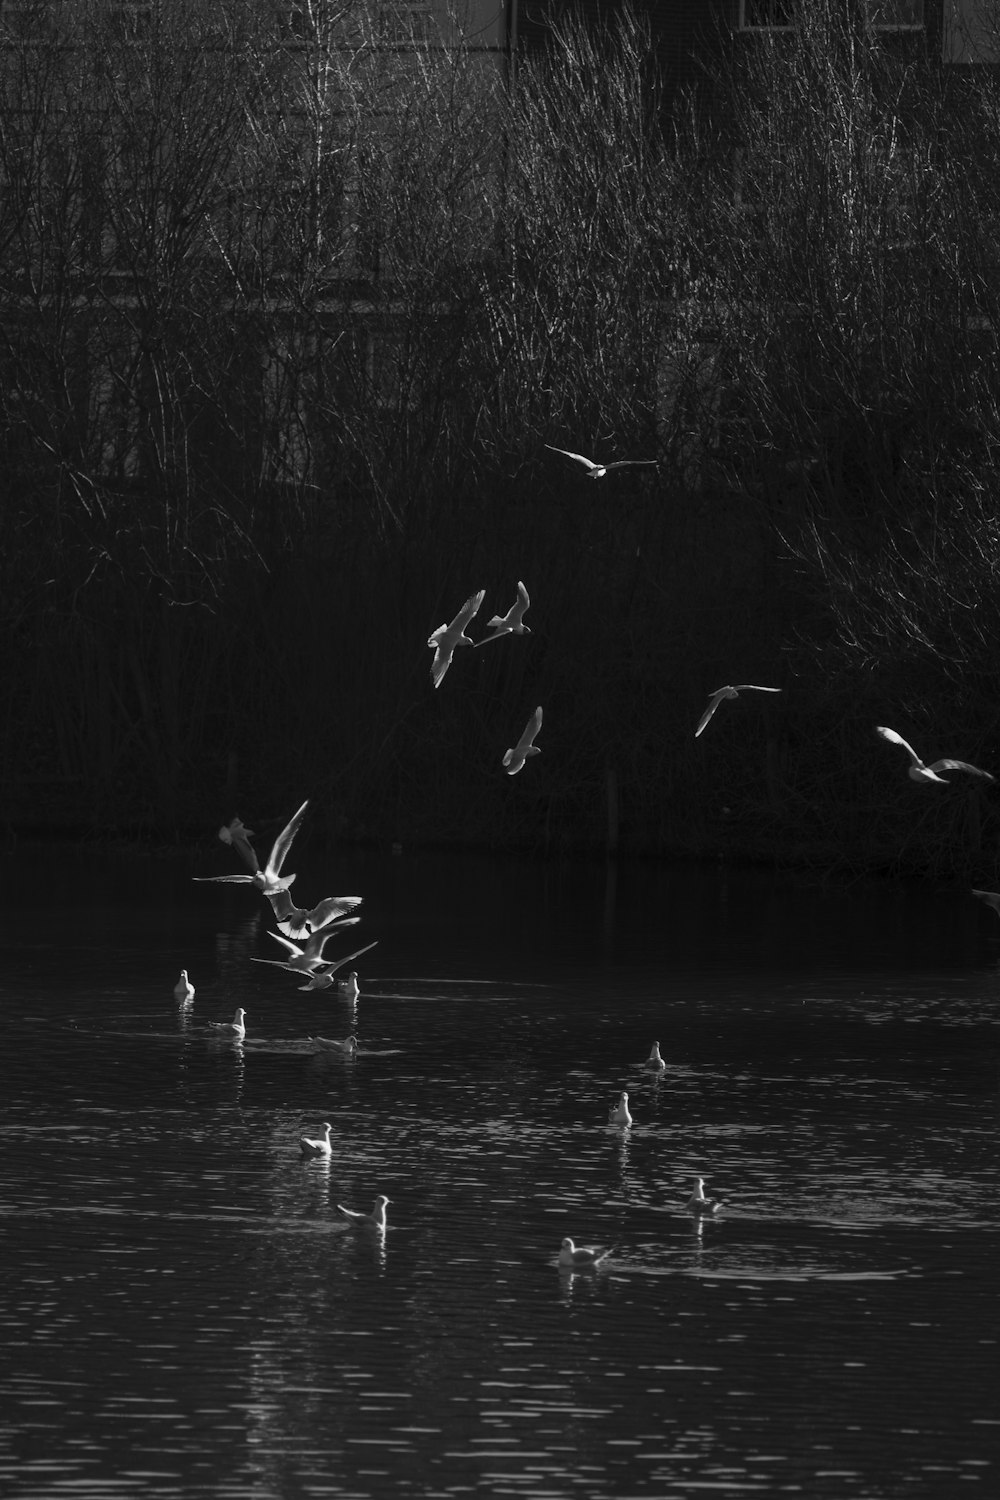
[545,444,657,480]
[428,589,485,688]
[477,581,531,645]
[876,726,993,784]
[687,1177,723,1216]
[696,685,782,738]
[253,920,370,975]
[268,940,379,991]
[299,1122,333,1158]
[503,706,543,776]
[194,801,309,895]
[264,890,363,942]
[557,1237,613,1271]
[971,889,1000,919]
[337,1195,389,1230]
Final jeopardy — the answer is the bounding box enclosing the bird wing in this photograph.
[604,459,658,471]
[263,800,309,881]
[545,443,597,471]
[430,645,452,688]
[518,706,543,749]
[927,758,994,781]
[876,726,921,765]
[694,691,727,738]
[192,874,256,884]
[310,940,379,978]
[219,819,260,874]
[734,685,782,694]
[972,889,1000,913]
[451,589,486,631]
[305,918,365,961]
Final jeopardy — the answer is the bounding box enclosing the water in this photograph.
[0,846,997,1498]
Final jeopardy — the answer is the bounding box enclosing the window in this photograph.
[739,1,925,30]
[870,1,924,30]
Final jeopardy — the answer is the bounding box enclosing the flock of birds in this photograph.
[170,448,1000,1266]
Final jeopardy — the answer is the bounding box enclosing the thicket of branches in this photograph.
[1,0,999,873]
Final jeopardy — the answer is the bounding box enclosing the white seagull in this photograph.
[208,1007,246,1040]
[477,581,531,645]
[194,801,309,895]
[545,443,657,480]
[311,1034,359,1055]
[558,1237,613,1270]
[696,684,782,738]
[337,1195,389,1230]
[264,890,363,941]
[642,1041,665,1073]
[428,589,486,688]
[876,726,993,784]
[269,941,379,991]
[337,971,361,1003]
[173,969,195,1003]
[608,1090,632,1127]
[503,706,543,775]
[971,889,1000,919]
[299,1122,333,1157]
[253,923,371,975]
[687,1177,723,1215]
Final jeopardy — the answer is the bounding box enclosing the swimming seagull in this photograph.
[608,1090,632,1127]
[269,941,379,991]
[503,706,543,776]
[971,889,1000,919]
[428,589,486,688]
[544,444,657,480]
[687,1177,723,1215]
[695,685,782,738]
[299,1122,333,1157]
[173,970,195,1003]
[642,1041,665,1073]
[337,971,361,1003]
[477,581,531,645]
[194,801,309,895]
[311,1034,359,1055]
[253,922,370,975]
[264,890,363,942]
[876,726,994,784]
[337,1195,389,1230]
[208,1007,246,1040]
[558,1237,613,1270]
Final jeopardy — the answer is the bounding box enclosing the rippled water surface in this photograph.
[0,847,997,1498]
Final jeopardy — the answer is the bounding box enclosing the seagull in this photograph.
[544,444,657,480]
[971,889,1000,919]
[173,970,195,1003]
[337,971,361,1003]
[477,581,531,645]
[312,1034,359,1054]
[428,589,485,688]
[337,1195,389,1230]
[208,1007,246,1040]
[876,726,994,784]
[608,1090,632,1127]
[218,816,256,865]
[695,685,782,738]
[264,940,378,990]
[558,1237,613,1270]
[642,1041,665,1073]
[503,706,543,775]
[299,1122,333,1157]
[687,1177,723,1215]
[263,890,363,941]
[193,801,309,895]
[253,922,369,975]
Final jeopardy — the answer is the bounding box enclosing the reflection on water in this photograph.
[0,848,997,1496]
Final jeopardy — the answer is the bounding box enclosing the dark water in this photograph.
[0,846,997,1498]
